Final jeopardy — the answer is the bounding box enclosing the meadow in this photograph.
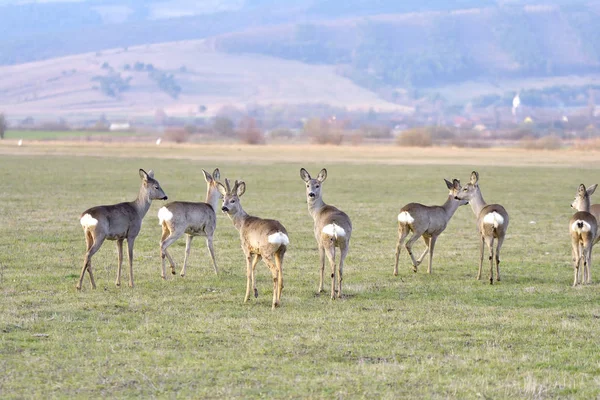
[1,141,600,398]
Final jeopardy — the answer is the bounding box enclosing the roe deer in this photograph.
[158,168,221,279]
[393,179,465,275]
[454,171,509,284]
[570,183,597,286]
[300,168,352,299]
[218,179,288,309]
[77,169,168,290]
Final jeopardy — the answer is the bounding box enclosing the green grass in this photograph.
[1,150,600,398]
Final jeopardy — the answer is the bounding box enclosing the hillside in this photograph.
[0,41,410,120]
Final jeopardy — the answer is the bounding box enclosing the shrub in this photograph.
[519,135,562,150]
[238,117,265,145]
[396,127,432,147]
[164,128,190,143]
[303,117,344,145]
[268,128,295,140]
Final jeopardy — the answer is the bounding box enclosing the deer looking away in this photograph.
[218,179,288,309]
[569,183,597,286]
[393,178,465,276]
[454,171,509,284]
[77,169,168,290]
[158,168,221,279]
[300,168,352,299]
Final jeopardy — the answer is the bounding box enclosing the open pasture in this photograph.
[1,142,600,398]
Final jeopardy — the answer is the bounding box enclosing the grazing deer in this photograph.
[218,179,288,309]
[300,168,352,299]
[569,183,597,286]
[158,168,221,279]
[77,169,168,290]
[393,179,465,276]
[454,171,509,284]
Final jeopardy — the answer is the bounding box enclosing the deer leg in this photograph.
[78,231,102,290]
[338,243,349,299]
[324,245,337,299]
[416,236,431,271]
[426,236,437,274]
[244,254,260,302]
[115,239,124,287]
[495,235,504,282]
[394,225,409,276]
[126,237,136,288]
[318,245,325,293]
[274,250,284,304]
[405,231,424,272]
[487,236,495,285]
[180,234,194,277]
[571,240,580,287]
[584,242,592,284]
[206,235,218,275]
[159,226,170,279]
[160,229,183,279]
[263,256,279,309]
[477,236,485,280]
[252,254,260,299]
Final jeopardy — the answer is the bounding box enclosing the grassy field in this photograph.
[1,142,600,398]
[3,130,142,140]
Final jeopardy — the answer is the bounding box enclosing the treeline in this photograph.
[472,85,600,108]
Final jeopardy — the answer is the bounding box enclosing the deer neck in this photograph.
[577,198,591,213]
[229,207,249,231]
[205,186,221,212]
[469,189,487,217]
[133,184,152,218]
[307,196,326,219]
[441,195,461,219]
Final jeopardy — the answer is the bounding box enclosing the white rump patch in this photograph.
[158,207,173,225]
[571,220,592,234]
[398,211,414,224]
[268,232,290,246]
[322,224,346,238]
[483,212,504,228]
[80,213,98,228]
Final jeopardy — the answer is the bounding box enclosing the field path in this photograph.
[1,141,599,167]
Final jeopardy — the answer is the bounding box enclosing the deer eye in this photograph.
[315,185,320,188]
[231,200,236,203]
[154,185,159,190]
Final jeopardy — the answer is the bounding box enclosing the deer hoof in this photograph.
[412,266,418,273]
[254,288,259,298]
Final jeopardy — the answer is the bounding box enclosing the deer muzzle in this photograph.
[221,206,229,212]
[308,192,315,198]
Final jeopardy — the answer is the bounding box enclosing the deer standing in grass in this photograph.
[158,168,221,279]
[218,179,288,309]
[454,171,509,284]
[300,168,352,299]
[393,179,465,276]
[569,183,597,286]
[77,169,168,290]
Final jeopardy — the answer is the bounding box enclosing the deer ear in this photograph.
[579,184,587,196]
[202,169,212,183]
[212,168,220,180]
[444,179,453,190]
[237,182,246,197]
[217,182,227,197]
[317,168,327,182]
[470,171,479,185]
[300,168,311,182]
[587,183,598,197]
[453,179,461,190]
[139,169,149,180]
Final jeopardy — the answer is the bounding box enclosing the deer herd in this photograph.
[77,167,596,309]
